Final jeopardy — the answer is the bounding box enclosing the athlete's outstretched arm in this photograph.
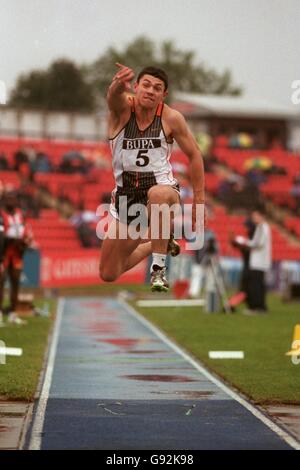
[107,63,134,115]
[170,111,205,231]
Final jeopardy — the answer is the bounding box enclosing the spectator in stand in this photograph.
[219,173,261,211]
[14,146,34,182]
[13,147,29,171]
[0,153,8,170]
[290,175,300,213]
[60,151,89,174]
[70,208,100,247]
[291,174,300,194]
[245,168,267,187]
[0,191,33,325]
[19,183,41,218]
[267,164,286,176]
[0,180,4,200]
[233,206,272,314]
[32,151,52,174]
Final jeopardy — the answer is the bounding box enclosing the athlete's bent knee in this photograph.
[148,185,177,205]
[99,265,119,282]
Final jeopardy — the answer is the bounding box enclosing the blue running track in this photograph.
[25,297,297,450]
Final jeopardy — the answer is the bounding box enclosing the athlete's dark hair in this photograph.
[137,66,168,91]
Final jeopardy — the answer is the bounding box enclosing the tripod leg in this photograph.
[210,257,232,314]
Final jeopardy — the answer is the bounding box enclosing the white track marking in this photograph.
[137,299,205,307]
[28,297,65,450]
[209,351,244,359]
[0,347,22,356]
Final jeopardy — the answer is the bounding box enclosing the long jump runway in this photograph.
[26,297,297,450]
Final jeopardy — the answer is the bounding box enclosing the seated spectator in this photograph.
[33,152,51,173]
[245,169,267,186]
[13,147,29,171]
[19,183,41,218]
[218,174,261,210]
[290,178,300,214]
[70,209,100,247]
[60,151,89,174]
[218,174,243,203]
[267,164,287,176]
[0,153,8,170]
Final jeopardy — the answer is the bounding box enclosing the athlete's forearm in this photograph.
[189,152,205,201]
[107,78,127,98]
[107,64,134,112]
[107,81,128,111]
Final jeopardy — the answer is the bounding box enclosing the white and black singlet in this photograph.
[109,99,179,224]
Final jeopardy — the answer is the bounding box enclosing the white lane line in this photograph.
[28,297,65,450]
[0,347,23,356]
[121,300,300,451]
[137,299,205,307]
[209,351,244,359]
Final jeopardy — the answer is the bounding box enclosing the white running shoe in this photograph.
[150,266,169,292]
[7,312,27,325]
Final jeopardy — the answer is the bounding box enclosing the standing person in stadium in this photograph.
[99,64,205,291]
[0,191,32,325]
[234,207,272,314]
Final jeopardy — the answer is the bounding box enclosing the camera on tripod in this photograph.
[205,236,218,255]
[198,230,219,266]
[197,230,232,313]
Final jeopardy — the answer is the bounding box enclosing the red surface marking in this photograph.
[121,374,198,383]
[99,338,154,349]
[81,302,105,308]
[83,321,121,335]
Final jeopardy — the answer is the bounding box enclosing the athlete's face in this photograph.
[134,74,167,108]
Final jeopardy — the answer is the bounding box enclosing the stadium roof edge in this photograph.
[173,92,300,120]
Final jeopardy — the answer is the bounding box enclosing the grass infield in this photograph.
[0,298,56,401]
[133,293,300,405]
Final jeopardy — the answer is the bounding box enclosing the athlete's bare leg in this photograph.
[99,218,151,282]
[147,185,180,255]
[122,240,152,272]
[99,186,180,283]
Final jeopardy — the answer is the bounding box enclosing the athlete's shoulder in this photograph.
[163,104,186,130]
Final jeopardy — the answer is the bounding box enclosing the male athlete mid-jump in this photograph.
[99,64,205,291]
